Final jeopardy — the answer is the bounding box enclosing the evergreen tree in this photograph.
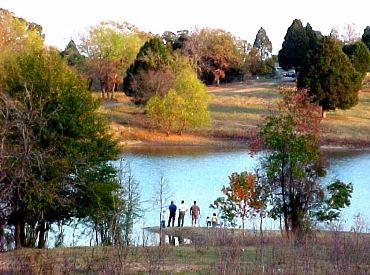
[278,20,320,71]
[361,26,370,51]
[298,36,362,115]
[123,36,174,103]
[342,41,370,77]
[253,27,272,62]
[61,39,86,68]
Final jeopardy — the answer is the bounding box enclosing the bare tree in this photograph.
[114,159,141,246]
[153,176,172,246]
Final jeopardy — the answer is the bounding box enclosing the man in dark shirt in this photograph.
[190,201,200,226]
[167,201,177,227]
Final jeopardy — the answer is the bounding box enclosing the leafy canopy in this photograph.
[342,41,370,77]
[146,62,210,135]
[298,36,362,112]
[0,47,119,248]
[278,19,321,71]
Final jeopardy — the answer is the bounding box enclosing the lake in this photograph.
[122,146,370,234]
[62,146,370,246]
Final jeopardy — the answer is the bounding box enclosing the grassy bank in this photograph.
[1,228,369,274]
[100,80,370,149]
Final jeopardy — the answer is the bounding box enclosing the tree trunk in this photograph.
[259,213,263,239]
[322,108,327,118]
[216,77,220,86]
[37,220,46,249]
[291,208,303,239]
[15,221,23,249]
[111,83,116,100]
[0,219,4,251]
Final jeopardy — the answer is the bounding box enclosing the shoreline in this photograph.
[118,135,370,152]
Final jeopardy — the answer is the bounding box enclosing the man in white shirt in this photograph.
[177,200,188,227]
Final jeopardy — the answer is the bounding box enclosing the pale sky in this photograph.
[0,0,369,54]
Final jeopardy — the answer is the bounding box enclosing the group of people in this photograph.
[165,200,200,227]
[162,200,219,228]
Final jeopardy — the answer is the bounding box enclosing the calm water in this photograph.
[60,146,370,246]
[122,146,370,232]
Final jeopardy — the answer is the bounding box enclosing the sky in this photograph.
[0,0,369,54]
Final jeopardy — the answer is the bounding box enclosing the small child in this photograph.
[206,216,211,228]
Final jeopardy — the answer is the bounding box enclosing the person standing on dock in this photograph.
[178,200,188,227]
[167,201,177,227]
[190,201,200,226]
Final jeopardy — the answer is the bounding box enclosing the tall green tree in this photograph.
[278,20,320,71]
[362,26,370,51]
[298,36,362,116]
[123,36,174,103]
[0,48,119,249]
[342,41,370,77]
[253,27,272,62]
[61,40,88,74]
[257,88,352,237]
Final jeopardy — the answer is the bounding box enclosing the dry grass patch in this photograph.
[97,82,370,148]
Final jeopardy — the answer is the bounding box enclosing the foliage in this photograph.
[60,40,88,76]
[0,8,43,66]
[0,48,119,248]
[253,27,272,62]
[298,36,362,112]
[362,26,370,51]
[162,30,189,51]
[315,180,353,222]
[342,41,370,77]
[278,20,321,71]
[184,28,245,84]
[257,87,352,236]
[146,65,210,135]
[79,21,146,97]
[123,36,174,103]
[211,172,265,229]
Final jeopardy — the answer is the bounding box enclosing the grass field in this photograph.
[99,80,370,148]
[1,228,369,274]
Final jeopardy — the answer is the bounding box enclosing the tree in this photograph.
[298,36,362,116]
[0,48,119,249]
[362,26,370,51]
[146,64,210,135]
[341,23,360,44]
[0,8,43,67]
[184,28,244,84]
[211,172,265,232]
[278,20,320,71]
[257,87,352,237]
[253,27,272,62]
[342,41,370,77]
[162,30,189,51]
[79,21,146,98]
[112,160,141,246]
[61,40,87,70]
[123,36,174,103]
[152,176,172,246]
